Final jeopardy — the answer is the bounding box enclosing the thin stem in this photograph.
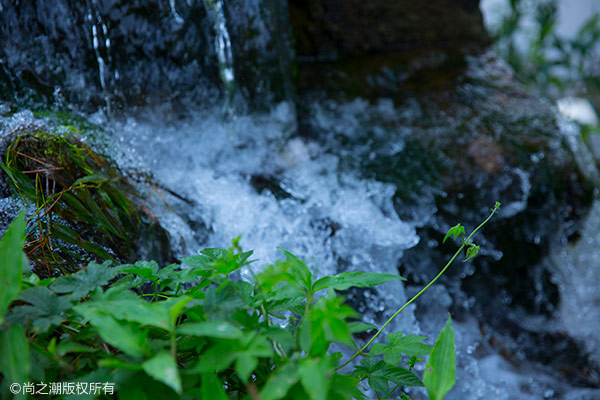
[381,383,401,400]
[336,204,499,371]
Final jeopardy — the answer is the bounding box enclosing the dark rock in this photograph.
[0,0,219,112]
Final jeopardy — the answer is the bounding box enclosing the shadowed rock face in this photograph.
[0,0,295,112]
[289,0,489,60]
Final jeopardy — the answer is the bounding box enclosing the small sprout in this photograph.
[443,224,465,244]
[492,202,502,214]
[464,244,480,262]
[404,355,423,371]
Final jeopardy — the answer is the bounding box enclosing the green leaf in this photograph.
[201,372,228,400]
[260,362,299,400]
[119,267,158,282]
[329,373,365,399]
[299,358,330,400]
[348,321,377,334]
[73,306,146,358]
[7,286,71,333]
[0,211,27,324]
[195,343,237,373]
[313,271,405,292]
[443,224,465,244]
[177,321,243,339]
[235,353,258,382]
[51,261,116,299]
[277,248,312,291]
[424,315,456,400]
[85,288,170,330]
[381,366,424,387]
[354,357,389,394]
[371,333,431,365]
[464,244,480,262]
[180,254,214,269]
[299,295,357,355]
[142,352,182,394]
[0,324,29,400]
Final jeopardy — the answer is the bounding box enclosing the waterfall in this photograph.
[203,0,236,113]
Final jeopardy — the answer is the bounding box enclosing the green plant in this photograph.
[492,0,600,135]
[0,203,500,399]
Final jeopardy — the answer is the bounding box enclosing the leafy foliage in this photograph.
[491,0,600,136]
[0,203,500,399]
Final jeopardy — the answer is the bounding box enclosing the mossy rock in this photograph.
[0,126,172,278]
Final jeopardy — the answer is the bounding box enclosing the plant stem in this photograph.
[382,383,401,400]
[336,204,500,371]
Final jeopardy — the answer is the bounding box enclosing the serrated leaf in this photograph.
[177,321,243,339]
[142,352,182,394]
[372,333,431,365]
[118,267,158,282]
[51,261,116,299]
[236,281,254,305]
[368,373,390,394]
[381,367,424,387]
[277,248,312,291]
[464,244,480,262]
[313,271,405,292]
[0,211,27,324]
[424,315,456,400]
[443,224,465,244]
[7,286,71,333]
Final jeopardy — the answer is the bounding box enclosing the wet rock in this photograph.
[0,0,219,112]
[0,112,174,277]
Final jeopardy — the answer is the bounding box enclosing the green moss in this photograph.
[1,130,149,277]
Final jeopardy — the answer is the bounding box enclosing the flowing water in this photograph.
[1,1,600,398]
